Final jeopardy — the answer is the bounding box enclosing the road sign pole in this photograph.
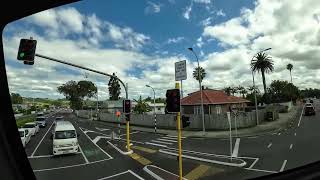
[227,112,233,161]
[175,82,183,180]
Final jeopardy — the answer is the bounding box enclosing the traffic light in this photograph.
[17,39,37,61]
[165,89,180,113]
[182,115,190,128]
[123,99,131,113]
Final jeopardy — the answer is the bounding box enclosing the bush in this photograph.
[16,116,35,128]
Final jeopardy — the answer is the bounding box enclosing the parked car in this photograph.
[19,128,31,147]
[52,121,79,155]
[304,103,316,116]
[37,112,44,117]
[35,116,47,128]
[22,122,39,136]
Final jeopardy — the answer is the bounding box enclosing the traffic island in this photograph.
[159,148,246,167]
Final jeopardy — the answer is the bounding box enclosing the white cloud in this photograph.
[216,9,226,17]
[167,37,185,44]
[200,17,213,26]
[196,37,204,48]
[183,3,193,20]
[193,0,211,4]
[145,1,161,14]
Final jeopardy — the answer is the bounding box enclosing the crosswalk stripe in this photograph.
[158,138,177,143]
[145,142,168,148]
[166,135,186,139]
[151,140,173,145]
[160,136,179,140]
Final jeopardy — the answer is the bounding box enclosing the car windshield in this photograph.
[23,124,34,128]
[19,131,24,137]
[55,130,76,139]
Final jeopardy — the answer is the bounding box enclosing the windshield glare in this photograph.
[54,130,76,139]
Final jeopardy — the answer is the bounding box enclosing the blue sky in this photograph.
[3,0,320,100]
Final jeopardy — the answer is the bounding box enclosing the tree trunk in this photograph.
[290,70,292,84]
[262,71,267,94]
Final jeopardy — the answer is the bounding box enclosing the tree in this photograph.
[57,80,97,110]
[52,100,63,107]
[133,96,152,114]
[193,66,206,83]
[251,52,274,94]
[155,98,166,103]
[231,87,237,96]
[11,93,23,104]
[268,80,300,103]
[108,73,121,100]
[287,63,293,83]
[223,87,232,96]
[144,96,152,102]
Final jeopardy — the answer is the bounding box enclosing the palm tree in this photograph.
[133,96,151,114]
[193,66,206,83]
[240,89,247,98]
[223,87,232,96]
[248,86,260,94]
[251,52,274,94]
[231,87,237,96]
[287,63,293,83]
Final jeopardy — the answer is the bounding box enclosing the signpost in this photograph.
[175,60,187,98]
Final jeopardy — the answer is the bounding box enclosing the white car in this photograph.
[19,128,31,147]
[22,122,39,136]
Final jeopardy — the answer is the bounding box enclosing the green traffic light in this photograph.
[19,52,25,58]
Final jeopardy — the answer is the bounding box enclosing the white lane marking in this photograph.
[84,130,95,134]
[280,160,287,172]
[145,142,168,148]
[119,131,140,137]
[92,136,110,144]
[95,127,110,131]
[160,136,179,140]
[166,135,186,139]
[78,144,89,164]
[267,143,272,148]
[79,127,113,159]
[143,165,187,180]
[28,152,82,159]
[33,158,111,172]
[278,133,281,135]
[107,141,133,155]
[97,170,145,180]
[244,168,277,173]
[289,144,293,150]
[247,136,258,139]
[232,138,240,157]
[151,140,173,145]
[294,133,297,136]
[298,106,305,127]
[248,158,259,169]
[31,120,55,157]
[157,138,177,143]
[159,149,247,167]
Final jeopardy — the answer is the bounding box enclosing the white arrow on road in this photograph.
[96,127,110,131]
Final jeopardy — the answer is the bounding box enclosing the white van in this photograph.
[52,121,79,155]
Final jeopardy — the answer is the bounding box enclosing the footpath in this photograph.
[88,105,302,139]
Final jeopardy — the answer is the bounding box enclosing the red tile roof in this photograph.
[181,89,250,105]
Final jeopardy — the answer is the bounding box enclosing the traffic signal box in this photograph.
[165,89,180,113]
[123,99,131,121]
[17,39,37,62]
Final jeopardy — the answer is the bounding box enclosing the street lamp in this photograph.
[188,47,205,135]
[251,48,272,126]
[146,84,157,133]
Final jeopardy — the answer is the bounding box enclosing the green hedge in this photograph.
[16,116,35,128]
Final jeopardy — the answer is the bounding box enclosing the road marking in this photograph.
[247,136,258,139]
[280,160,287,172]
[83,130,95,134]
[132,146,156,153]
[248,158,259,169]
[298,106,305,127]
[97,170,144,180]
[244,168,277,173]
[160,136,179,140]
[120,131,140,137]
[107,141,133,155]
[267,143,272,148]
[79,127,113,159]
[232,138,240,157]
[166,135,186,139]
[129,153,152,165]
[157,138,177,143]
[28,152,82,159]
[143,165,187,180]
[31,120,55,157]
[151,140,172,145]
[95,127,110,131]
[294,132,297,136]
[159,149,247,167]
[145,142,168,148]
[127,170,145,180]
[184,164,211,180]
[78,144,89,164]
[289,144,293,150]
[92,136,111,144]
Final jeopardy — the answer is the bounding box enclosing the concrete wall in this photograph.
[95,109,273,130]
[75,110,91,119]
[278,101,293,111]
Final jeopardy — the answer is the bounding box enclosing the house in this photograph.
[181,89,250,115]
[145,102,166,114]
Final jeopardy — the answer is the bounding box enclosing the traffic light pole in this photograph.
[176,82,183,180]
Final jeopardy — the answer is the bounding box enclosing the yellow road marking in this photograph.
[132,146,157,153]
[129,153,152,165]
[184,164,210,180]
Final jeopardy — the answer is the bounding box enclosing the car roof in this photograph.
[55,121,75,131]
[25,122,36,125]
[18,128,26,131]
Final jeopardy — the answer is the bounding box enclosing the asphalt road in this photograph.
[22,100,320,180]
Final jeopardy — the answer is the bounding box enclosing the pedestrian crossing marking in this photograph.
[129,153,152,165]
[132,146,157,153]
[184,164,210,180]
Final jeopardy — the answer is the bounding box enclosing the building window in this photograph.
[216,105,221,114]
[194,106,201,114]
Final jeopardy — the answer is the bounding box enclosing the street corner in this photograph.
[108,139,134,155]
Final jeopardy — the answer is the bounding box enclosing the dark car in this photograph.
[305,104,316,116]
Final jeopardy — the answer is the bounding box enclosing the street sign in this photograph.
[175,60,187,81]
